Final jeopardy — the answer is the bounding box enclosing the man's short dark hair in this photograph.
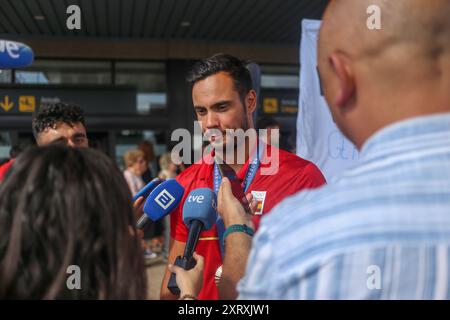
[187,53,253,103]
[32,103,86,139]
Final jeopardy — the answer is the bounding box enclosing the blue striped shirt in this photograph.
[237,113,450,300]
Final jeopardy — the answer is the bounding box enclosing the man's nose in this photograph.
[205,111,220,129]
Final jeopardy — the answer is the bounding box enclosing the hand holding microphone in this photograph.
[168,252,204,299]
[218,177,257,229]
[167,188,217,295]
[132,178,164,224]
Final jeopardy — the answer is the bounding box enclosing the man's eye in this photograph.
[218,105,228,111]
[196,109,206,116]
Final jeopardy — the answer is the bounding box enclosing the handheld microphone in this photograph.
[167,188,217,295]
[136,179,184,229]
[0,40,34,69]
[132,178,164,202]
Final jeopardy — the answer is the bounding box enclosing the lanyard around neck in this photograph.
[213,140,264,258]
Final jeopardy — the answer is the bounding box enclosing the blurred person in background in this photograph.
[0,145,146,299]
[256,116,280,147]
[123,149,157,260]
[158,152,179,180]
[123,149,146,197]
[257,115,296,153]
[137,141,160,260]
[138,140,156,183]
[158,152,185,260]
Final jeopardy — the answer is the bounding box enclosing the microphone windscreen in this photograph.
[182,188,217,230]
[143,179,184,221]
[132,178,164,202]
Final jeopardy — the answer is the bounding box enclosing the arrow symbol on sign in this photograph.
[0,95,14,112]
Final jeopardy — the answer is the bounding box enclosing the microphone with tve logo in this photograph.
[136,179,184,229]
[167,188,217,295]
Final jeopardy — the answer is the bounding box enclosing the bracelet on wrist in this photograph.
[223,224,255,246]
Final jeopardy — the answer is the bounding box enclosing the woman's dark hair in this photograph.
[0,145,146,299]
[187,53,253,103]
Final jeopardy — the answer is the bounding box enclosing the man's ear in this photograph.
[329,52,355,108]
[245,90,257,114]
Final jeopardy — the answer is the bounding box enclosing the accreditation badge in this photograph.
[251,191,267,215]
[215,265,223,287]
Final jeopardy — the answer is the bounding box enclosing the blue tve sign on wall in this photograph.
[0,40,34,69]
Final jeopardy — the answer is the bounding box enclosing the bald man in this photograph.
[171,0,450,300]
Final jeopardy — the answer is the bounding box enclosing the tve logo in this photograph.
[0,40,34,69]
[187,194,205,204]
[155,189,175,210]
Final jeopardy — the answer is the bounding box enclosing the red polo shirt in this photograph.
[170,145,326,300]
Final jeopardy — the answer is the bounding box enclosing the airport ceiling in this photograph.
[0,0,328,45]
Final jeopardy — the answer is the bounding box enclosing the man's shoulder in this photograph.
[176,158,214,187]
[177,159,212,180]
[277,147,320,171]
[264,146,325,184]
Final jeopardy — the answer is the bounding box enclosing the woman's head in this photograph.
[0,145,146,299]
[159,153,177,173]
[138,141,155,163]
[124,150,147,176]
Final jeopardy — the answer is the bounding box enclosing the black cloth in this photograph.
[141,168,153,184]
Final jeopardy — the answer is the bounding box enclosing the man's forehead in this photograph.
[43,122,85,134]
[194,72,236,92]
[193,73,238,104]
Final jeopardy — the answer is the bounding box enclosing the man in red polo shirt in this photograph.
[160,53,326,300]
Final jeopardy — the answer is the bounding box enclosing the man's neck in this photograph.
[227,162,244,173]
[221,137,255,173]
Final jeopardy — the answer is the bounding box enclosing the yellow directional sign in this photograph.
[263,98,279,114]
[0,95,14,112]
[19,96,36,112]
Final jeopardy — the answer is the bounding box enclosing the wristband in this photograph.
[223,224,254,246]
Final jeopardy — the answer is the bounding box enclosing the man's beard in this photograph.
[204,118,252,164]
[206,117,249,148]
